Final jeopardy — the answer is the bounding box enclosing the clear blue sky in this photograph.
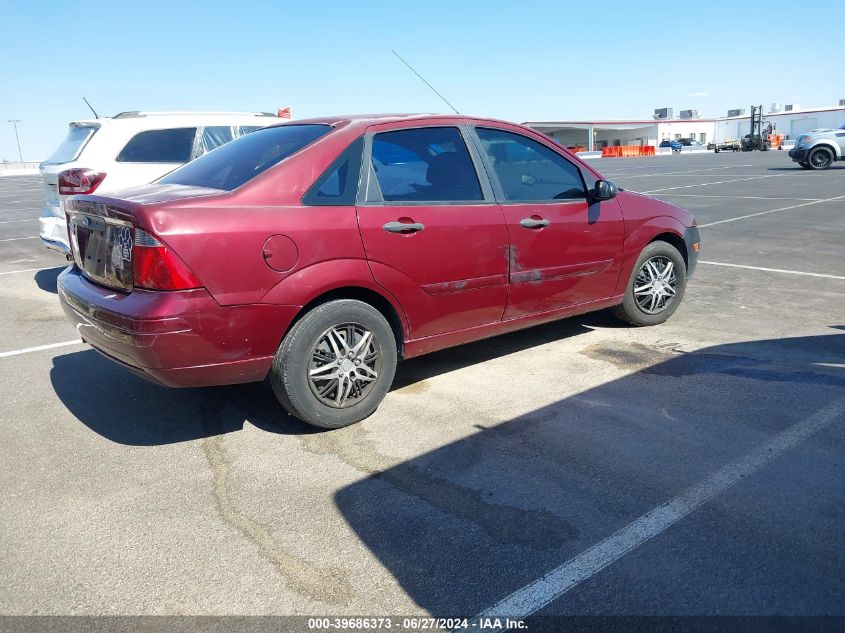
[1,0,842,160]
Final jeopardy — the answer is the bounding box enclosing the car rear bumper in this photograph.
[39,207,70,254]
[788,148,808,162]
[57,267,300,387]
[684,226,700,278]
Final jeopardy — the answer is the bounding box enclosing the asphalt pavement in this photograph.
[0,153,842,621]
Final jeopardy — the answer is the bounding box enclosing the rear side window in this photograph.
[199,126,265,155]
[476,127,586,201]
[158,124,331,191]
[45,125,98,164]
[303,136,364,206]
[116,128,197,163]
[200,126,234,153]
[371,127,483,202]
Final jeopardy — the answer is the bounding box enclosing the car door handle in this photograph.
[383,221,425,234]
[520,217,550,229]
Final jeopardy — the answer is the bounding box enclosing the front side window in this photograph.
[371,127,483,203]
[117,128,197,163]
[158,124,331,191]
[475,127,586,202]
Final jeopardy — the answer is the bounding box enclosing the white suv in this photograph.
[39,111,281,253]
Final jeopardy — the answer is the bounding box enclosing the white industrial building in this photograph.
[525,103,845,151]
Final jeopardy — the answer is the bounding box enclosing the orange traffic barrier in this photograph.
[602,145,656,158]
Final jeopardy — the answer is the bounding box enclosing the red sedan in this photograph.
[58,115,700,428]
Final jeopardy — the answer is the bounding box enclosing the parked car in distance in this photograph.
[57,114,700,429]
[677,138,704,147]
[788,123,845,169]
[659,139,683,152]
[39,111,280,253]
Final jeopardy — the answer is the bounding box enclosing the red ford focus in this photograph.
[58,115,700,428]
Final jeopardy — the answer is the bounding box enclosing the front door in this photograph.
[471,126,625,320]
[356,124,509,340]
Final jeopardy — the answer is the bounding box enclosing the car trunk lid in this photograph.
[65,185,220,293]
[66,198,136,291]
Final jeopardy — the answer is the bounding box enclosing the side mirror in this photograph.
[593,180,618,201]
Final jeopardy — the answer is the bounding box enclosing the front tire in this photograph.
[799,161,812,169]
[613,241,687,327]
[269,299,397,429]
[808,147,834,170]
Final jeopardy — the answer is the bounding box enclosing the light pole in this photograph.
[8,120,23,163]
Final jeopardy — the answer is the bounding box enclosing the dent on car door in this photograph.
[355,125,509,339]
[471,126,625,319]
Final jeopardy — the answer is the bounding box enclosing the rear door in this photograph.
[356,123,509,339]
[470,125,624,319]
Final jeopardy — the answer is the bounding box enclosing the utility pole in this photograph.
[8,120,23,162]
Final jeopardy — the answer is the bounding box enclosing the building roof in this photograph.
[525,105,845,128]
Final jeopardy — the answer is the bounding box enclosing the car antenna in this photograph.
[391,50,460,115]
[82,97,100,119]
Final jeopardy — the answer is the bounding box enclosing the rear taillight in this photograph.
[58,168,106,195]
[132,229,201,291]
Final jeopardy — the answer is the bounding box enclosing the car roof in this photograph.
[285,113,522,133]
[68,112,279,127]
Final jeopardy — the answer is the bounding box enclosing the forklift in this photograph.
[740,105,773,151]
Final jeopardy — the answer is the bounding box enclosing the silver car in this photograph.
[788,123,845,169]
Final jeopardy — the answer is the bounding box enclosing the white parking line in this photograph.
[607,165,754,178]
[475,396,845,620]
[0,203,42,209]
[641,173,793,194]
[0,218,38,224]
[600,164,746,174]
[655,194,821,201]
[0,236,38,242]
[0,340,83,359]
[0,266,59,276]
[699,195,845,227]
[0,190,42,203]
[698,261,845,280]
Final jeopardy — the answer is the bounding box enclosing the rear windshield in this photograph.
[45,125,98,164]
[158,124,332,191]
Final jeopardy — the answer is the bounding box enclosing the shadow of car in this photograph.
[50,312,618,445]
[333,330,845,617]
[34,266,65,294]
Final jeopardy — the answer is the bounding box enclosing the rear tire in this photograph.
[269,299,397,429]
[807,147,834,170]
[612,241,687,327]
[799,161,812,169]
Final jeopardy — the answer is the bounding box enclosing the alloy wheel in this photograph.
[810,150,832,169]
[633,256,678,315]
[308,323,380,408]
